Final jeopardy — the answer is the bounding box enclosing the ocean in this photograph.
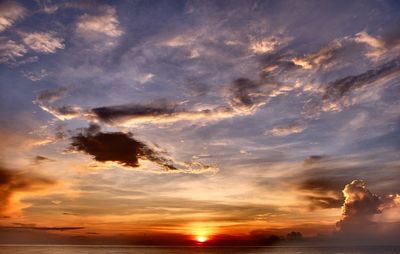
[0,246,399,254]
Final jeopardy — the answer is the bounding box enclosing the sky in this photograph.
[0,0,400,246]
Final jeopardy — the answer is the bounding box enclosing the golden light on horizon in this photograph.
[196,236,208,243]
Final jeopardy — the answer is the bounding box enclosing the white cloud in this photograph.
[249,35,291,54]
[354,31,386,60]
[76,6,123,38]
[21,32,65,54]
[0,39,27,64]
[269,122,307,136]
[22,69,49,81]
[0,1,26,32]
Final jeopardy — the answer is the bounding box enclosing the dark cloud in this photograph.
[304,155,326,164]
[324,58,400,101]
[7,223,83,231]
[228,78,263,110]
[0,165,54,215]
[33,156,52,164]
[298,178,344,210]
[227,77,280,112]
[36,87,68,103]
[299,178,343,193]
[70,124,177,170]
[91,102,176,124]
[305,195,343,209]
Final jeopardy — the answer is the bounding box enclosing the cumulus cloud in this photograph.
[0,165,54,216]
[0,38,27,64]
[0,1,26,32]
[269,122,307,136]
[76,6,123,38]
[20,32,65,54]
[336,180,400,233]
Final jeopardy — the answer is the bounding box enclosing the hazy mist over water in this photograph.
[0,246,400,254]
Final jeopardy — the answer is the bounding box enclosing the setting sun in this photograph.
[196,236,208,243]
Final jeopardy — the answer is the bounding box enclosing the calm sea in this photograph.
[0,246,399,254]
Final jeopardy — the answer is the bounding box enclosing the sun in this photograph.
[196,236,208,243]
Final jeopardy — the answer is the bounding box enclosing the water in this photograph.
[0,246,399,254]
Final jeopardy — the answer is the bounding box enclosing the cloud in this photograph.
[0,1,26,32]
[291,40,344,70]
[336,180,400,233]
[249,35,291,54]
[227,78,270,112]
[20,32,65,54]
[70,125,217,173]
[0,165,54,216]
[90,102,235,126]
[352,31,400,60]
[298,178,344,210]
[5,223,83,231]
[70,124,177,170]
[269,122,307,136]
[22,69,49,81]
[35,87,82,120]
[0,38,27,64]
[322,58,400,112]
[37,87,68,103]
[76,5,123,38]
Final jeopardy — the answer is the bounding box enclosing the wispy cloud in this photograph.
[20,32,65,54]
[76,6,123,39]
[0,38,26,64]
[0,1,26,32]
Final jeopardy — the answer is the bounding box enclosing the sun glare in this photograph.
[196,236,208,243]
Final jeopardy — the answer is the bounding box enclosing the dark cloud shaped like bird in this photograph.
[70,124,177,170]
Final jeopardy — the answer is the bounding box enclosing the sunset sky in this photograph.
[0,0,399,245]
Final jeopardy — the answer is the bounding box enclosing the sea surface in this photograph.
[0,246,399,254]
